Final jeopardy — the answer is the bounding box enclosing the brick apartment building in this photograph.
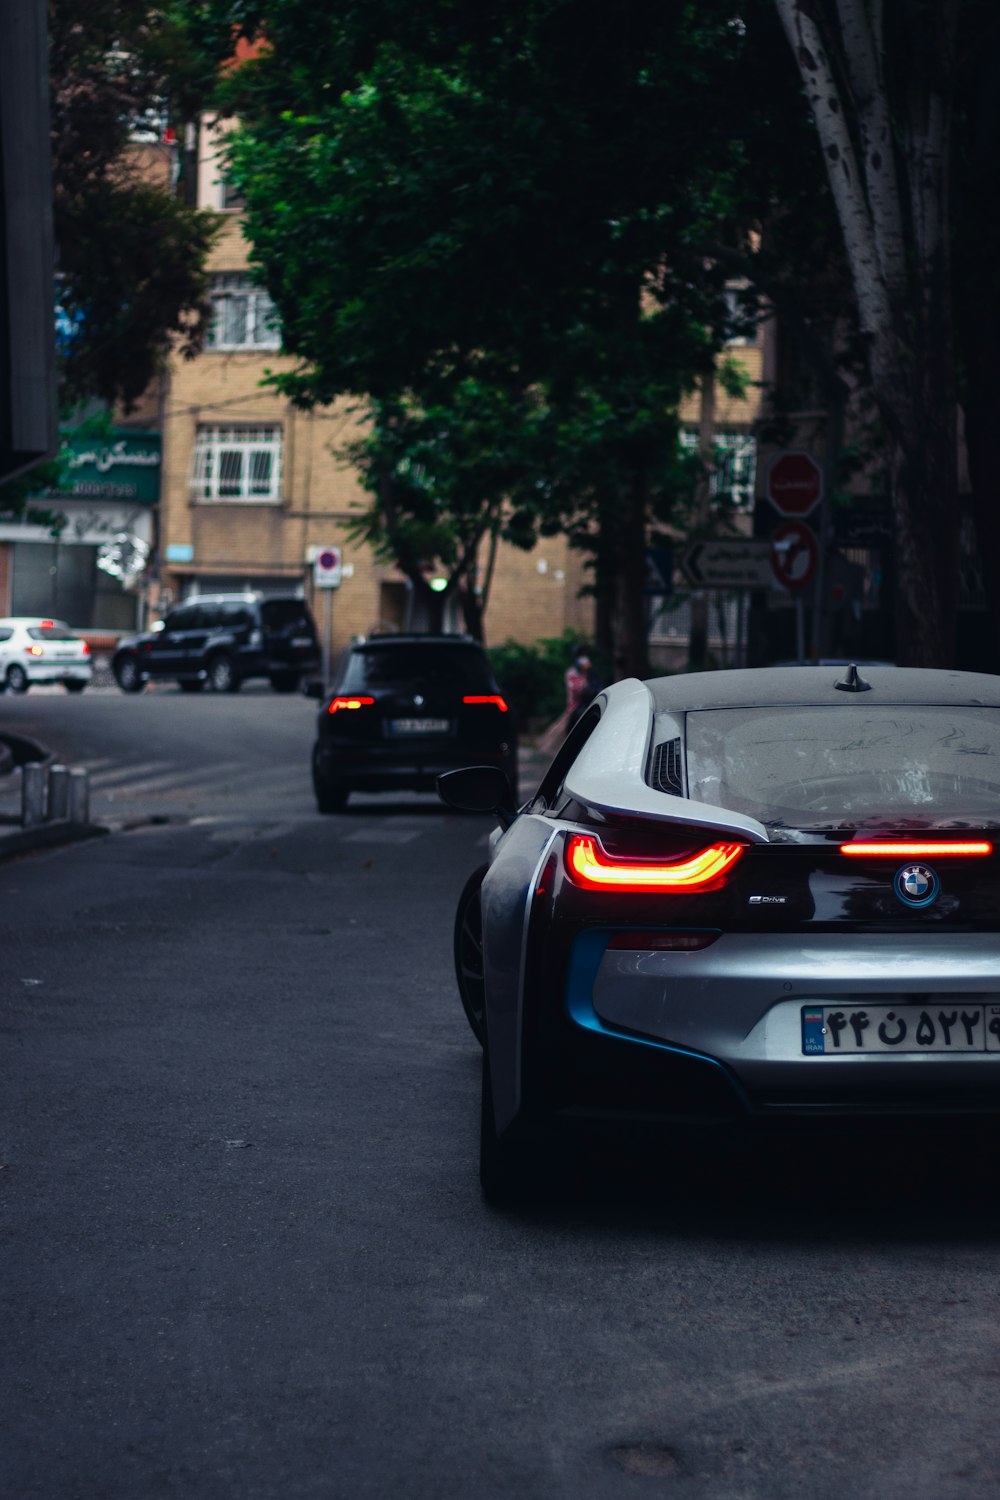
[149,121,593,658]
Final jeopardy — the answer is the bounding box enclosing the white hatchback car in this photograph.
[0,618,93,693]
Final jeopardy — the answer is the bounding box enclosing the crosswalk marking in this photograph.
[340,828,421,844]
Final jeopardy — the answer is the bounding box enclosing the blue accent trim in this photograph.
[565,929,750,1108]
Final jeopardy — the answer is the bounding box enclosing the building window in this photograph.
[680,429,757,510]
[723,284,759,345]
[191,425,283,503]
[220,175,246,211]
[207,273,281,350]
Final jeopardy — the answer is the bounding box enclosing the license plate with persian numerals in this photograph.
[802,1003,1000,1055]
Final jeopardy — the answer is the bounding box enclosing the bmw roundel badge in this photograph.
[894,862,939,908]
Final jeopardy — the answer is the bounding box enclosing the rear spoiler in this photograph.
[563,678,770,845]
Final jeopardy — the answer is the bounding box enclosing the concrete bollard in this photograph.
[48,764,70,821]
[21,763,46,827]
[68,767,90,825]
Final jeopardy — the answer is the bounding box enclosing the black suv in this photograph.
[112,593,320,694]
[311,634,518,812]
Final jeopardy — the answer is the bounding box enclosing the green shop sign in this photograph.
[54,430,161,504]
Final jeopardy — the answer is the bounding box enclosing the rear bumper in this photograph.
[551,929,1000,1120]
[318,742,516,792]
[27,663,92,683]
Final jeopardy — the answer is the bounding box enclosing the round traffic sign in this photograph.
[767,450,822,517]
[770,520,819,591]
[318,548,339,570]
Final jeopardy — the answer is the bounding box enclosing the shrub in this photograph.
[489,630,593,731]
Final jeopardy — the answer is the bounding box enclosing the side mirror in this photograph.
[436,766,517,827]
[303,678,325,700]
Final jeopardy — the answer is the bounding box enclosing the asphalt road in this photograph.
[3,684,1000,1499]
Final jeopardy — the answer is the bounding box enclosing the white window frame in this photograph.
[680,429,757,510]
[190,424,283,504]
[207,273,281,350]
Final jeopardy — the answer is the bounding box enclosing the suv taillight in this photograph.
[328,696,375,715]
[462,695,508,711]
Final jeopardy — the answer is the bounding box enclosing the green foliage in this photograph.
[489,631,597,729]
[48,0,225,410]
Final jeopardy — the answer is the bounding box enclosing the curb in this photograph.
[0,821,110,863]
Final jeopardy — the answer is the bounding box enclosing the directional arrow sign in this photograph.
[682,539,775,589]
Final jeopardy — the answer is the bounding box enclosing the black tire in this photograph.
[178,679,204,692]
[269,671,301,693]
[113,655,144,693]
[207,653,240,693]
[454,865,489,1045]
[6,664,29,694]
[64,681,86,694]
[312,745,349,813]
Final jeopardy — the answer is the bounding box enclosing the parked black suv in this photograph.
[112,593,320,694]
[311,634,518,812]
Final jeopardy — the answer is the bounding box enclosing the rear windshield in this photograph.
[27,627,79,642]
[342,644,494,693]
[260,600,316,637]
[685,706,1000,831]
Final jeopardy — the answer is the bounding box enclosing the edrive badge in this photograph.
[894,862,939,908]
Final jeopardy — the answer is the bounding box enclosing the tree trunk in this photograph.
[459,583,484,641]
[610,477,650,682]
[880,395,959,666]
[593,504,617,668]
[963,389,1000,665]
[775,0,961,667]
[687,371,715,671]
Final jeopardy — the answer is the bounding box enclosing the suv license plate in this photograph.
[390,718,450,735]
[802,1003,1000,1055]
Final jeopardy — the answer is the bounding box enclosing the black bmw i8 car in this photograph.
[439,665,1000,1202]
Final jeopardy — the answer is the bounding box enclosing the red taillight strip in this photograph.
[462,694,508,711]
[327,695,375,715]
[565,834,747,891]
[840,840,993,857]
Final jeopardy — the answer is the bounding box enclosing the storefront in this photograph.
[0,430,159,630]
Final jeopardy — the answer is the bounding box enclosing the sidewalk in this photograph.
[0,731,108,862]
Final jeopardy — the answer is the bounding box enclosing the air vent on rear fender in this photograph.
[650,737,684,795]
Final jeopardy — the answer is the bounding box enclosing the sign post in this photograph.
[313,547,342,684]
[770,520,819,661]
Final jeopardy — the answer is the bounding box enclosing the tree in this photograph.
[773,0,963,667]
[219,0,753,675]
[47,0,225,413]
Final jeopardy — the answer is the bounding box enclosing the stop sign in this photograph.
[767,450,822,517]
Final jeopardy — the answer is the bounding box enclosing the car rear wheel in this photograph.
[113,655,144,693]
[207,653,240,693]
[454,865,489,1045]
[312,746,349,813]
[6,664,29,694]
[64,681,86,694]
[269,671,301,693]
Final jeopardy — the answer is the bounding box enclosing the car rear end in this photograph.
[22,623,92,688]
[316,638,517,796]
[259,598,320,683]
[525,694,1000,1131]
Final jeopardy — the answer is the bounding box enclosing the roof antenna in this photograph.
[834,663,871,693]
